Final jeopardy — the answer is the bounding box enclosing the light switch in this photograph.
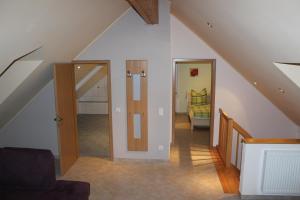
[158,145,164,151]
[116,107,121,112]
[158,107,164,116]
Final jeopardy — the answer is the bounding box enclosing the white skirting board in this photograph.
[77,102,108,114]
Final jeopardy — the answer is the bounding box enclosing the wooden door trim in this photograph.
[172,59,216,148]
[72,60,114,160]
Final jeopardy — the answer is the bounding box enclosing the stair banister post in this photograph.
[226,118,233,168]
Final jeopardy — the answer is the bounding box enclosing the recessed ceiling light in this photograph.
[77,66,81,69]
[207,22,213,29]
[253,81,257,86]
[278,88,285,94]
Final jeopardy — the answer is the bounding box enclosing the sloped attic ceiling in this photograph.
[171,0,300,125]
[0,0,130,127]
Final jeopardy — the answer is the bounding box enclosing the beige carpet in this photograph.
[61,114,239,200]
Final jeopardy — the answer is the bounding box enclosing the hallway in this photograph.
[60,114,237,200]
[171,113,211,168]
[77,114,109,157]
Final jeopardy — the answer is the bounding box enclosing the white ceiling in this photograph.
[0,0,130,127]
[171,0,300,125]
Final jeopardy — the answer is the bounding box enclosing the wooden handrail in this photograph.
[243,138,300,144]
[218,108,300,170]
[219,108,231,120]
[220,108,253,138]
[232,121,252,139]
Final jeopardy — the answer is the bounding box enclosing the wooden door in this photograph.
[53,64,78,175]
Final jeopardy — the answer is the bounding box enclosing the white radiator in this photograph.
[262,150,300,195]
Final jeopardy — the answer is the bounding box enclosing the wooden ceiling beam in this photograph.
[127,0,158,24]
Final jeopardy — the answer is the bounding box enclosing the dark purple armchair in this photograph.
[0,147,90,200]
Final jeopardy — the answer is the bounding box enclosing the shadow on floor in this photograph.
[171,114,211,168]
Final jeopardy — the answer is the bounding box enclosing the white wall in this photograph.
[75,0,172,159]
[171,15,299,146]
[0,60,43,104]
[176,63,211,113]
[77,76,108,114]
[240,143,300,196]
[0,81,59,156]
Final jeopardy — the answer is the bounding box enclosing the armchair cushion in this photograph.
[0,147,90,200]
[2,181,90,200]
[0,147,56,190]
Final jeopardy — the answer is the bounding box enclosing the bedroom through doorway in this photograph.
[172,59,216,149]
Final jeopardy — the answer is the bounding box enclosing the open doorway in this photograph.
[172,59,216,148]
[74,62,111,158]
[54,60,113,175]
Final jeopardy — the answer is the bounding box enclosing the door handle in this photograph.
[54,115,63,124]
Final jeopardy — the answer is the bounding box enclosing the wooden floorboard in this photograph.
[210,148,240,194]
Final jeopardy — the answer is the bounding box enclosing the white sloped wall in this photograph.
[0,81,59,156]
[171,15,299,145]
[0,60,43,104]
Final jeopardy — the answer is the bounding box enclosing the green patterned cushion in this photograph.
[191,89,208,105]
[191,104,210,118]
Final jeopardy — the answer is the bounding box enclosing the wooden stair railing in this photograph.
[218,108,300,169]
[243,138,300,144]
[218,109,253,168]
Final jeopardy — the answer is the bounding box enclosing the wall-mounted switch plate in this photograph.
[116,107,121,112]
[158,145,164,151]
[158,107,164,116]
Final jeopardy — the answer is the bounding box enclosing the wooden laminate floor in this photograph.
[175,113,240,194]
[210,148,240,194]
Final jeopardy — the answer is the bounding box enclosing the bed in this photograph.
[187,89,211,130]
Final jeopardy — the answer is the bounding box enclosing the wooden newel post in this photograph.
[225,118,233,168]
